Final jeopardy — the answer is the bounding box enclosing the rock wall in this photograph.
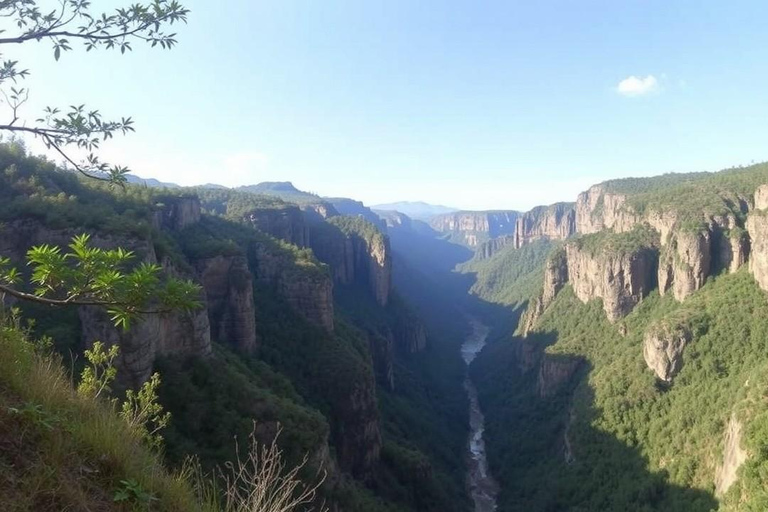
[715,414,748,496]
[537,355,582,398]
[429,211,519,247]
[194,255,258,352]
[152,196,201,231]
[566,241,658,322]
[245,206,310,247]
[252,243,335,333]
[514,202,576,249]
[642,320,692,382]
[475,235,515,260]
[310,224,392,307]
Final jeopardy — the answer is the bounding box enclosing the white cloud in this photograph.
[616,75,659,97]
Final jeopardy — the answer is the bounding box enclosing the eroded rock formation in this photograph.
[537,355,582,398]
[195,255,258,352]
[642,320,692,382]
[514,202,576,249]
[245,206,310,247]
[715,414,748,496]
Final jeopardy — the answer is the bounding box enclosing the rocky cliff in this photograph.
[747,185,768,291]
[152,195,201,231]
[429,210,519,247]
[252,242,335,333]
[311,218,392,307]
[334,375,382,480]
[245,206,310,247]
[642,320,692,382]
[475,235,516,260]
[514,202,576,249]
[537,355,582,398]
[565,230,659,322]
[194,255,258,352]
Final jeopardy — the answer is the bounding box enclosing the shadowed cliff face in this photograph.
[245,206,311,247]
[194,255,258,352]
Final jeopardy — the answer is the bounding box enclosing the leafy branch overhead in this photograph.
[0,233,201,329]
[0,0,189,183]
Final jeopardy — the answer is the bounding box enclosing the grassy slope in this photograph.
[0,324,203,512]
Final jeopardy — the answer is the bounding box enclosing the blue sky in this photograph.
[8,0,768,210]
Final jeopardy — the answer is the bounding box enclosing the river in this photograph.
[461,316,499,512]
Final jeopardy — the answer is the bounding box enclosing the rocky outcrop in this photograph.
[514,202,576,249]
[537,355,582,398]
[194,255,257,352]
[429,211,519,247]
[642,320,692,382]
[715,414,748,496]
[326,198,387,230]
[245,206,310,247]
[0,220,212,388]
[152,196,201,231]
[299,203,338,223]
[566,238,658,322]
[310,220,392,307]
[368,331,395,391]
[80,255,212,388]
[475,235,515,260]
[658,230,712,301]
[521,249,569,334]
[252,244,334,333]
[375,209,412,230]
[747,187,768,291]
[575,186,640,235]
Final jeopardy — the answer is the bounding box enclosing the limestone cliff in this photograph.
[747,185,768,291]
[311,218,392,307]
[245,206,310,247]
[514,202,576,249]
[575,185,640,235]
[642,320,692,382]
[521,248,568,335]
[475,235,515,260]
[429,210,519,247]
[152,195,201,231]
[715,414,748,496]
[565,230,658,322]
[194,255,258,352]
[252,242,334,333]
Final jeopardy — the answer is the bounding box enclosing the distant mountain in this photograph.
[371,201,457,221]
[237,181,323,205]
[125,174,180,188]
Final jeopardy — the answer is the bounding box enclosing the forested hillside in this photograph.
[468,162,768,511]
[0,141,470,511]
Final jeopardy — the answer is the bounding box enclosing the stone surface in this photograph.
[195,255,258,352]
[642,321,692,382]
[566,242,657,322]
[245,206,310,247]
[514,202,576,249]
[715,414,748,496]
[152,196,201,232]
[537,355,582,398]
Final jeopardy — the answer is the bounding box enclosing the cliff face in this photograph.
[334,375,382,480]
[0,218,213,388]
[152,196,201,231]
[575,186,640,234]
[245,206,310,247]
[252,243,334,333]
[537,355,582,398]
[194,255,258,352]
[521,249,568,335]
[565,241,658,322]
[747,185,768,291]
[429,211,519,247]
[475,235,515,260]
[715,415,748,496]
[642,320,692,382]
[310,221,392,307]
[514,203,576,249]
